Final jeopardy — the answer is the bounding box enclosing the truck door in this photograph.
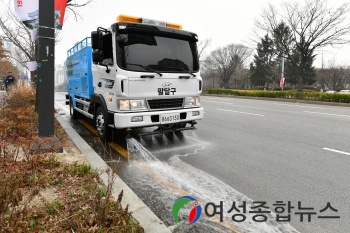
[92,31,117,110]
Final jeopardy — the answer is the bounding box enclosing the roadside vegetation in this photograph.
[0,86,144,232]
[207,88,350,103]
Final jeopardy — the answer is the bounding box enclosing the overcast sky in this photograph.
[55,0,350,68]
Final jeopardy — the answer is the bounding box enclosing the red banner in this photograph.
[279,78,285,87]
[55,0,67,29]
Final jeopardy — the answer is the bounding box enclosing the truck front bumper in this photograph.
[112,107,204,129]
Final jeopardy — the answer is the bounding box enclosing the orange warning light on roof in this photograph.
[166,22,183,30]
[117,14,183,30]
[117,14,142,23]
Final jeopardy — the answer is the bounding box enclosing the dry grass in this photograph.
[0,86,144,233]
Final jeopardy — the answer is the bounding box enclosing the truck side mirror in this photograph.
[92,50,104,64]
[91,31,98,50]
[91,31,104,50]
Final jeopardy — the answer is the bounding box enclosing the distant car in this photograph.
[338,90,350,94]
[325,90,336,93]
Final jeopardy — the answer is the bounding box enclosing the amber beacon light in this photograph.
[116,14,183,30]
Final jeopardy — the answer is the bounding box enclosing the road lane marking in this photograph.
[217,108,264,117]
[109,142,129,158]
[78,119,99,135]
[303,111,350,118]
[273,103,324,109]
[323,148,350,156]
[77,119,129,158]
[202,100,234,105]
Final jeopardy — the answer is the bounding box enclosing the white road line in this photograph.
[202,100,234,105]
[217,108,264,116]
[323,148,350,156]
[273,103,324,109]
[303,111,350,118]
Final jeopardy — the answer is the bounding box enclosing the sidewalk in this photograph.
[55,112,171,233]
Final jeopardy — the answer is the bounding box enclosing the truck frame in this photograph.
[66,15,204,140]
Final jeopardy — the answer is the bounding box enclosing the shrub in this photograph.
[207,88,350,103]
[0,86,38,160]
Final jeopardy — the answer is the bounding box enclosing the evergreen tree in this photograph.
[250,35,278,87]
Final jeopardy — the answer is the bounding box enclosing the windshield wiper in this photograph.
[168,67,196,77]
[126,63,163,76]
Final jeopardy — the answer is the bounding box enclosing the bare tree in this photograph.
[200,65,220,89]
[197,38,212,64]
[256,0,350,92]
[0,0,94,78]
[232,68,251,89]
[318,61,348,90]
[205,44,251,89]
[0,38,7,58]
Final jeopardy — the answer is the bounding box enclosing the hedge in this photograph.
[207,89,350,103]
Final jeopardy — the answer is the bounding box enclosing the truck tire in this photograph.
[70,98,80,119]
[95,106,111,141]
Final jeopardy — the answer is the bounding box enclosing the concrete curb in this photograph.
[55,113,171,233]
[202,94,350,107]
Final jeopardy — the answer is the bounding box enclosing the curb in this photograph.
[202,94,350,107]
[55,113,171,233]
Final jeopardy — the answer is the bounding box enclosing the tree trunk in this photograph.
[297,75,303,92]
[223,77,229,89]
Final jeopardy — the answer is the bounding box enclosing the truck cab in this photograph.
[66,15,203,140]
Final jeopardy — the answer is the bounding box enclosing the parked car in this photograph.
[338,90,350,94]
[325,90,336,93]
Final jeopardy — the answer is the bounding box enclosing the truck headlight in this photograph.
[185,96,200,107]
[118,100,130,110]
[130,100,147,110]
[118,99,147,111]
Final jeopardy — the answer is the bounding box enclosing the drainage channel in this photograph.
[67,117,299,233]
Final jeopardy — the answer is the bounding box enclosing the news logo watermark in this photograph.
[172,196,202,225]
[172,196,340,225]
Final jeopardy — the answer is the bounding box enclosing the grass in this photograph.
[0,86,144,232]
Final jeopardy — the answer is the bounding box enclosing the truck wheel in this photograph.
[70,98,80,119]
[95,106,111,141]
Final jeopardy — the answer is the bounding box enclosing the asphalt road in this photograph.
[187,96,350,233]
[54,92,350,233]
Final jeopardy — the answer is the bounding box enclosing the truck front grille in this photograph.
[147,98,184,110]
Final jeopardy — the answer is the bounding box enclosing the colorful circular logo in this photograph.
[172,196,202,225]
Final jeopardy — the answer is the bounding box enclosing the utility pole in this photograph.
[38,0,54,137]
[33,0,62,152]
[281,54,285,91]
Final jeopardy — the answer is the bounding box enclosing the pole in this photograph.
[38,0,55,137]
[281,54,285,91]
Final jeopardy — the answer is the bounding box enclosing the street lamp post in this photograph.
[31,0,62,152]
[38,0,55,137]
[281,54,285,91]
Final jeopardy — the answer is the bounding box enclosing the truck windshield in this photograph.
[116,32,199,73]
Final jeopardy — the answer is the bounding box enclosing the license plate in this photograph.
[160,113,180,124]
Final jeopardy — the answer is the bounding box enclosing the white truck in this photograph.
[66,15,203,140]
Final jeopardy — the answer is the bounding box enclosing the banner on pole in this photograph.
[55,0,67,29]
[14,0,67,29]
[279,77,285,87]
[27,61,38,71]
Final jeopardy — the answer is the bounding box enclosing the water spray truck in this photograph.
[66,15,203,140]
